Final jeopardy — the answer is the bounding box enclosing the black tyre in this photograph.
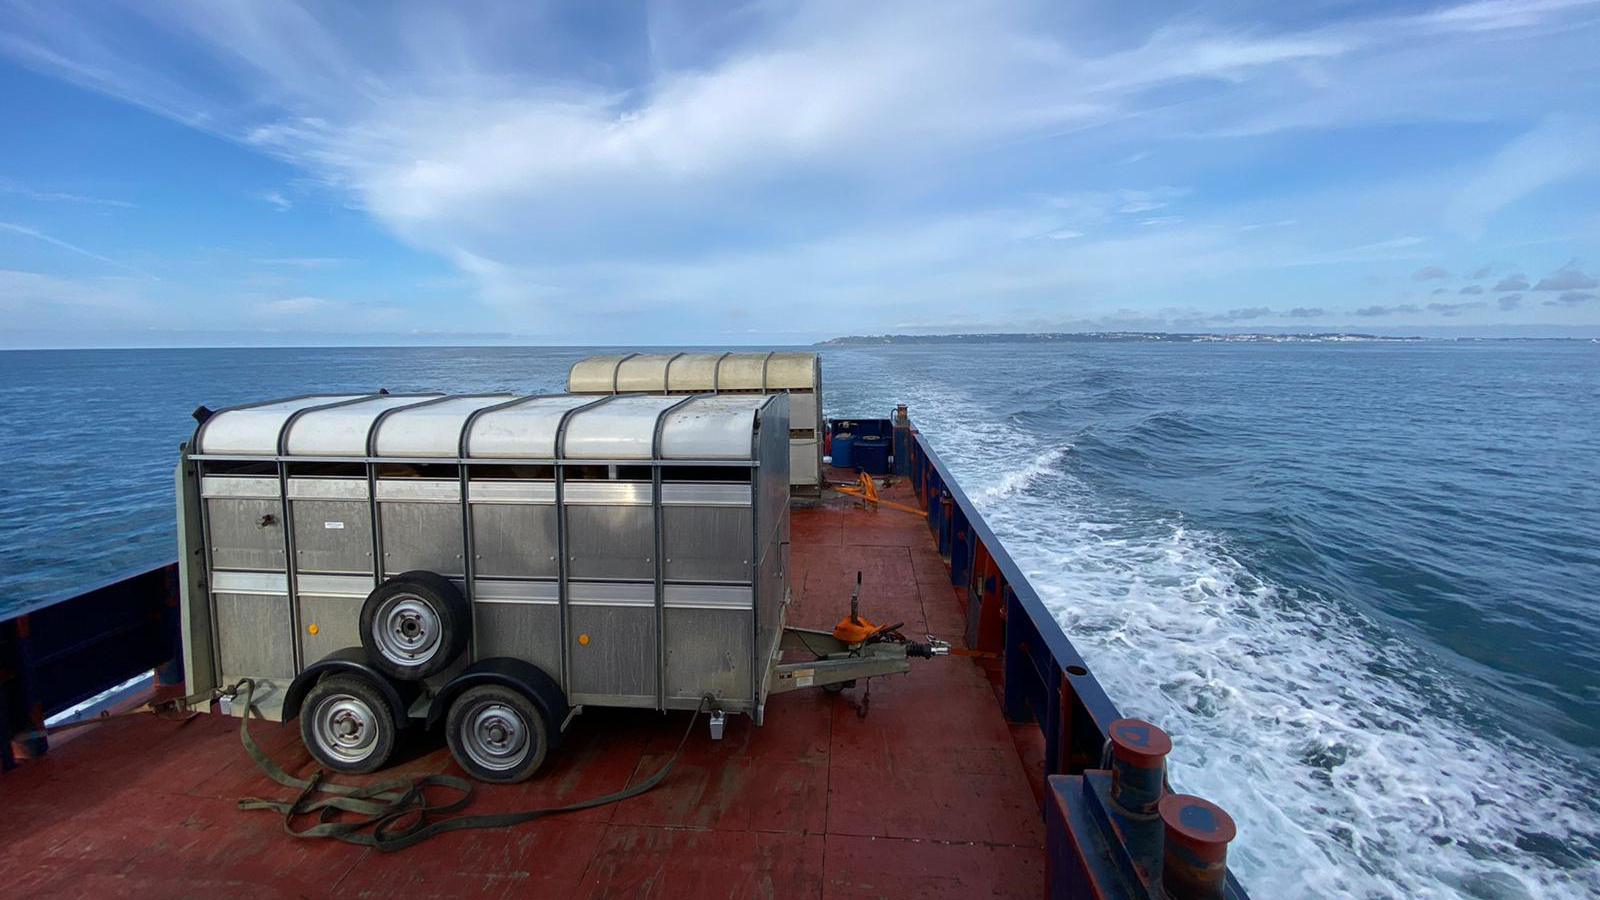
[360,571,470,681]
[445,684,550,784]
[299,674,399,774]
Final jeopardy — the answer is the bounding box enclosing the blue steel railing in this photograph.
[894,417,1249,898]
[897,424,1125,773]
[0,562,183,770]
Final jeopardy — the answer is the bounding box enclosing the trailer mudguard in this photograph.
[427,657,568,746]
[281,646,413,724]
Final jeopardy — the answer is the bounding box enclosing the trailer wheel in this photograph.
[361,571,470,681]
[300,674,398,774]
[445,685,549,783]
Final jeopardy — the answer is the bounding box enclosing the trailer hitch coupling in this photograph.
[906,636,951,659]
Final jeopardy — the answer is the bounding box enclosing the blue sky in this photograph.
[1,0,1598,347]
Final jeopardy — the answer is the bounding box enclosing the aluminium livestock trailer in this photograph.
[567,352,825,493]
[177,390,938,783]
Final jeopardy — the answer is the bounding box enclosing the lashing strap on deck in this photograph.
[44,686,220,734]
[231,679,706,852]
[836,472,928,517]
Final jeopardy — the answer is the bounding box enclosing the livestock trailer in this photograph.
[567,352,825,494]
[177,390,938,782]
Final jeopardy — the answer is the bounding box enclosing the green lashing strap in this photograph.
[231,679,705,852]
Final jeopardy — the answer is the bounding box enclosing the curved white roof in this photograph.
[561,395,686,460]
[659,395,772,459]
[283,394,446,457]
[198,394,368,455]
[666,353,723,392]
[466,395,596,459]
[196,392,774,461]
[372,394,516,458]
[567,351,817,394]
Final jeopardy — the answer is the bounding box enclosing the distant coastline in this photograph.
[813,331,1600,346]
[815,331,1425,346]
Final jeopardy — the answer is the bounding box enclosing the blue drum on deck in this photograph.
[853,435,889,475]
[831,432,855,469]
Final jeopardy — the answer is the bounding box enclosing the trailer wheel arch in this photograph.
[282,646,413,725]
[427,657,567,747]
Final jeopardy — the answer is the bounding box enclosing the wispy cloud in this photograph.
[1546,290,1596,307]
[251,294,408,330]
[1355,304,1421,316]
[1532,261,1598,291]
[0,268,158,334]
[250,256,345,268]
[1,0,1597,337]
[1444,116,1600,239]
[0,177,133,208]
[1427,300,1486,316]
[0,221,155,278]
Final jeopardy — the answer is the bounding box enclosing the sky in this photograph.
[1,0,1599,347]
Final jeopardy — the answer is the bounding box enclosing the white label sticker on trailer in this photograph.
[324,521,345,529]
[794,669,813,688]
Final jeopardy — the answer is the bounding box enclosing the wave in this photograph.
[889,378,1600,899]
[977,446,1070,502]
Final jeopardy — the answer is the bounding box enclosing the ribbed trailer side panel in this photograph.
[183,391,788,722]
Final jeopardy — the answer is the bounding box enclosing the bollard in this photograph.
[1107,717,1171,815]
[1159,794,1237,899]
[892,405,912,476]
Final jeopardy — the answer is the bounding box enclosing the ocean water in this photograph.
[2,343,1598,897]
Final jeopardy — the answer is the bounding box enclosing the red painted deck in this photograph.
[0,480,1045,899]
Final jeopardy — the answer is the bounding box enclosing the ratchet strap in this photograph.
[232,679,705,852]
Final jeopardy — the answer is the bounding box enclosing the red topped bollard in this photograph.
[1159,793,1238,899]
[1107,717,1172,815]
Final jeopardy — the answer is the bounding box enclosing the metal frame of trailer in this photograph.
[177,390,928,749]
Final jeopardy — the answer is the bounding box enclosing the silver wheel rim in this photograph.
[310,693,380,763]
[459,700,532,772]
[372,592,442,668]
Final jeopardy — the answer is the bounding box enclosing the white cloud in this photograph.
[250,294,408,331]
[260,190,293,212]
[1445,116,1600,239]
[0,177,133,207]
[1,0,1597,337]
[0,220,155,277]
[0,269,160,337]
[254,296,328,316]
[250,256,345,268]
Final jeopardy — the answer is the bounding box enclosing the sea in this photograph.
[1,342,1597,898]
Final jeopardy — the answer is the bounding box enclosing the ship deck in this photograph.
[0,478,1045,899]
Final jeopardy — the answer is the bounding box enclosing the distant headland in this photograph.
[815,331,1425,346]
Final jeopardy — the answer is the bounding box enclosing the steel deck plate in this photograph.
[0,478,1044,899]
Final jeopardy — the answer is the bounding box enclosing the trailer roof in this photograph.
[282,393,448,457]
[465,395,598,459]
[567,351,817,394]
[196,394,369,455]
[196,392,778,461]
[371,394,516,458]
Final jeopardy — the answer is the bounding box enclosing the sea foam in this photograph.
[890,379,1600,899]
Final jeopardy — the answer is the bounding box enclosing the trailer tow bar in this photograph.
[770,572,951,714]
